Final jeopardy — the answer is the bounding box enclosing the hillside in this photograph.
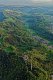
[0,6,53,80]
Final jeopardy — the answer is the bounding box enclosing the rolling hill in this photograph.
[0,6,53,80]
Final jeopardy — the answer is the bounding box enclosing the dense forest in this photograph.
[0,6,53,80]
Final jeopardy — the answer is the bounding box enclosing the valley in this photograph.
[0,11,6,21]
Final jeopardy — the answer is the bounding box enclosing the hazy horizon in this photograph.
[0,0,53,6]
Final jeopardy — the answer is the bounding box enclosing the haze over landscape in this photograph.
[0,0,53,5]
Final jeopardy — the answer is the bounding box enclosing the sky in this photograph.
[0,0,53,5]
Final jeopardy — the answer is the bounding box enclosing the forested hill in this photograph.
[0,6,53,80]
